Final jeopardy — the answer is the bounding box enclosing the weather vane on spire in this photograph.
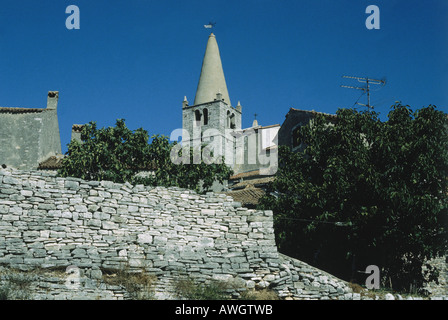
[204,21,216,29]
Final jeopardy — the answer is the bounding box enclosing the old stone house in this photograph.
[0,91,62,170]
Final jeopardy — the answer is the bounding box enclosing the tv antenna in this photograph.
[341,75,386,110]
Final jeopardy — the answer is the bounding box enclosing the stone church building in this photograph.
[0,32,327,201]
[180,33,335,205]
[181,33,280,179]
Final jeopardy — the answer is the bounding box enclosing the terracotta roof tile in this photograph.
[259,124,280,129]
[225,185,266,206]
[38,155,65,169]
[72,124,84,132]
[229,170,260,180]
[230,176,275,189]
[0,107,46,114]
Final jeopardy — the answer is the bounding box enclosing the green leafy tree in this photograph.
[135,134,233,193]
[59,119,232,193]
[59,119,151,183]
[259,104,448,292]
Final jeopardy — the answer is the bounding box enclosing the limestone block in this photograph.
[69,197,83,205]
[352,293,361,300]
[153,236,168,245]
[98,191,111,198]
[87,196,104,203]
[8,206,23,214]
[20,190,33,197]
[137,233,153,244]
[38,203,56,210]
[3,176,21,185]
[2,214,19,221]
[153,218,163,227]
[385,293,395,300]
[198,237,214,248]
[344,293,353,300]
[79,212,93,219]
[93,212,111,220]
[28,197,45,203]
[165,204,178,211]
[201,209,215,216]
[64,180,79,190]
[74,205,88,213]
[100,206,116,214]
[87,219,102,228]
[127,205,139,213]
[245,280,256,289]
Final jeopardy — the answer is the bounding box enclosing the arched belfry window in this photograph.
[195,110,202,126]
[227,111,230,128]
[203,108,209,126]
[230,113,236,129]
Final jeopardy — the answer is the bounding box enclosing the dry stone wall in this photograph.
[1,168,444,300]
[0,168,356,299]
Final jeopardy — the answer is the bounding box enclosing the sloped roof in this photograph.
[259,124,281,129]
[244,123,281,131]
[230,176,275,190]
[38,155,65,170]
[285,107,337,119]
[0,107,46,114]
[230,170,260,180]
[225,185,266,206]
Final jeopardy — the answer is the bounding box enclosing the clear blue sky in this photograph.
[1,0,447,153]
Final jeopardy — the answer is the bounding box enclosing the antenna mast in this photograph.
[341,75,385,110]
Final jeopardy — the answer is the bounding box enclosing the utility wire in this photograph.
[275,216,352,227]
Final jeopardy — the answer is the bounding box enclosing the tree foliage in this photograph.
[258,104,448,292]
[59,119,232,193]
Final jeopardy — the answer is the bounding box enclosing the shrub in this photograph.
[174,277,230,300]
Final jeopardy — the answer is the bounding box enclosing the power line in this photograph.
[275,216,352,227]
[274,216,395,230]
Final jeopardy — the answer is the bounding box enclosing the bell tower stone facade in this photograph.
[182,33,242,167]
[181,33,278,176]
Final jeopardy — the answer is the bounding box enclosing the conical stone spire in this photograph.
[194,33,232,106]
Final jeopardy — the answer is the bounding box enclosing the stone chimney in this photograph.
[47,91,59,110]
[71,124,84,143]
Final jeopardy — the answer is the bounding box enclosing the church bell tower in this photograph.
[182,33,242,166]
